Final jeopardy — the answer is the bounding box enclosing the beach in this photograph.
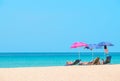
[0,65,119,81]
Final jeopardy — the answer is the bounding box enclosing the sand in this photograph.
[0,65,120,81]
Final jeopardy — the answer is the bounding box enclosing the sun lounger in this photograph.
[102,56,112,64]
[66,59,81,65]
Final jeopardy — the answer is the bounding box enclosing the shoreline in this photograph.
[0,63,120,68]
[0,64,120,81]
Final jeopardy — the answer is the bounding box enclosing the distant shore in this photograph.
[0,64,120,81]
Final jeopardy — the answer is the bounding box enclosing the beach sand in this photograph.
[0,65,120,81]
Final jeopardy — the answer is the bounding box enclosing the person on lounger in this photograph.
[79,57,100,65]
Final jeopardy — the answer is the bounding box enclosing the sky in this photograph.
[0,0,120,52]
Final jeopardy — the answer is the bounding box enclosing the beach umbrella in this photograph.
[85,44,102,50]
[70,42,88,59]
[85,44,102,60]
[98,42,114,46]
[98,42,114,54]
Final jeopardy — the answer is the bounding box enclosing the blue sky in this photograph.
[0,0,120,52]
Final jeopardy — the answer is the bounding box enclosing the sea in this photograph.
[0,52,120,68]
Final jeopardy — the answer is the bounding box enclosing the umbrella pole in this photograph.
[92,50,94,61]
[78,52,80,59]
[104,52,106,59]
[78,47,80,59]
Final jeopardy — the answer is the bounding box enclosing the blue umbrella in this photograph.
[85,44,102,50]
[98,42,114,52]
[98,42,114,56]
[85,44,102,60]
[98,42,114,46]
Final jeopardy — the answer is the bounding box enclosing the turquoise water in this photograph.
[0,52,120,68]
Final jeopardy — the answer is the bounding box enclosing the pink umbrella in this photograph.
[70,42,88,59]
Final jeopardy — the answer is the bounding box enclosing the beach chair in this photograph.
[71,59,81,65]
[66,59,81,65]
[102,56,112,64]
